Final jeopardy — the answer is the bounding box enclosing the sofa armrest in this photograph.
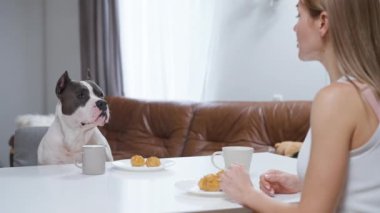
[12,127,48,167]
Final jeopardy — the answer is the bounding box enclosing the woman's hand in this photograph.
[259,169,301,196]
[220,164,255,204]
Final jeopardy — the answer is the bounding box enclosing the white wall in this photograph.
[0,0,325,167]
[44,0,81,112]
[0,0,44,167]
[0,0,80,167]
[204,0,328,101]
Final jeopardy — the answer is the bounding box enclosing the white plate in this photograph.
[112,159,175,172]
[175,180,225,197]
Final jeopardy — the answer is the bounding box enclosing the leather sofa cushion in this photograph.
[182,101,311,156]
[100,96,194,160]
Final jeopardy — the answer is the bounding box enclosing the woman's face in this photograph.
[293,1,324,61]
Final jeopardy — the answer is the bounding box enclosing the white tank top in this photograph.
[297,78,380,213]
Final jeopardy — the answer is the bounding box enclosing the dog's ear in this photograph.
[55,71,71,97]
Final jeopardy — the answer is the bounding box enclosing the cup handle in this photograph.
[211,151,223,170]
[74,153,83,169]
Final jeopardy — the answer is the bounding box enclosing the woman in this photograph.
[220,0,380,212]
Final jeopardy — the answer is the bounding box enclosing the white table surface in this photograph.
[0,153,300,213]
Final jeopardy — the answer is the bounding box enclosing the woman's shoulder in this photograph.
[310,81,363,140]
[314,81,359,105]
[312,81,362,119]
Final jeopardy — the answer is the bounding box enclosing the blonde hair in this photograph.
[304,0,380,98]
[302,0,325,18]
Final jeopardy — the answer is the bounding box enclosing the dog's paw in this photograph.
[275,141,303,157]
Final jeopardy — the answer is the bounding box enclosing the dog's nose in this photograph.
[96,100,108,111]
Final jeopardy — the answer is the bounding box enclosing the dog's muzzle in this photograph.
[96,100,109,121]
[96,100,108,111]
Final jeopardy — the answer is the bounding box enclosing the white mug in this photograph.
[211,146,254,171]
[75,145,106,175]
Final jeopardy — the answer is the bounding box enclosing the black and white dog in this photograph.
[38,71,113,165]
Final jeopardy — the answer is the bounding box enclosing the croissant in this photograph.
[198,170,224,192]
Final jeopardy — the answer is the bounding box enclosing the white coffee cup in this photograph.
[211,146,254,171]
[75,145,106,175]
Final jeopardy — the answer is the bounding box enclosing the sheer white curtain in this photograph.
[118,0,217,101]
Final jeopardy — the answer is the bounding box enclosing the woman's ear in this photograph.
[319,11,329,37]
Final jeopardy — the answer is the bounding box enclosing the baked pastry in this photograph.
[275,141,303,158]
[216,170,224,177]
[198,170,224,192]
[131,155,145,167]
[146,156,161,167]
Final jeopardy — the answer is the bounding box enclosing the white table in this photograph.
[0,153,300,213]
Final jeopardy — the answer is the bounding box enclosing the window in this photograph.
[118,0,217,101]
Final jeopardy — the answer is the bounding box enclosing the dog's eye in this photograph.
[77,92,85,99]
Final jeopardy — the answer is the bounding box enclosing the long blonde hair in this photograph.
[304,0,380,98]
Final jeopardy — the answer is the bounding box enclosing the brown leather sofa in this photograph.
[9,96,311,166]
[100,96,312,161]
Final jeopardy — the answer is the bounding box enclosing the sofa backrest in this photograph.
[101,96,311,160]
[13,126,48,167]
[101,96,194,160]
[182,101,311,156]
